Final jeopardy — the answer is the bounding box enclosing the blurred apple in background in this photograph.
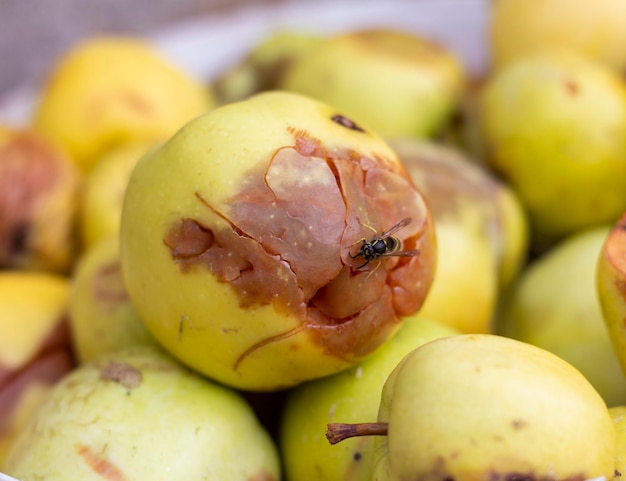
[390,139,528,333]
[280,29,466,140]
[0,126,81,274]
[490,0,626,73]
[0,271,74,466]
[79,141,156,250]
[32,36,215,172]
[478,50,626,250]
[212,30,325,105]
[497,225,626,407]
[69,235,158,364]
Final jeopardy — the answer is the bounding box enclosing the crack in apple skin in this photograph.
[163,129,435,369]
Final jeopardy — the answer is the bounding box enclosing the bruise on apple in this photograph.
[163,127,434,369]
[91,259,131,306]
[76,443,128,481]
[100,361,142,390]
[0,129,78,271]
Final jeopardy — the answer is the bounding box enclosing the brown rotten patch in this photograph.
[163,129,435,369]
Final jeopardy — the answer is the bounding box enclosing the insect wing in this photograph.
[382,248,421,258]
[379,217,412,238]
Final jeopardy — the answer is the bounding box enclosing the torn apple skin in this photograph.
[121,91,436,390]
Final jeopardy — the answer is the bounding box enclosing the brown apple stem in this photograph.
[326,422,389,445]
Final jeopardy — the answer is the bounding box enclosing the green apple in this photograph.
[280,317,457,481]
[69,235,158,363]
[478,50,626,247]
[2,346,281,480]
[497,225,626,407]
[120,91,436,391]
[280,29,466,140]
[328,334,616,481]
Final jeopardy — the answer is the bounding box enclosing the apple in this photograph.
[2,347,281,481]
[120,90,436,391]
[33,36,215,172]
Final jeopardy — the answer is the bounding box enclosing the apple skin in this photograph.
[497,226,626,407]
[280,317,457,481]
[2,347,281,481]
[373,334,616,481]
[120,91,436,391]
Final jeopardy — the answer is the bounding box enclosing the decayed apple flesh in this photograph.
[162,126,435,372]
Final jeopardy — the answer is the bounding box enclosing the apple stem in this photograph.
[326,422,389,445]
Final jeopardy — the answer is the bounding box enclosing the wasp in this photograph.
[350,217,421,269]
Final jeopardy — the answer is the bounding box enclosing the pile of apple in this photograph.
[2,0,626,479]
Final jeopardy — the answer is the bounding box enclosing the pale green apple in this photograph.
[479,50,626,247]
[2,347,281,480]
[497,225,626,407]
[280,29,466,140]
[365,335,615,481]
[280,317,457,481]
[120,91,436,391]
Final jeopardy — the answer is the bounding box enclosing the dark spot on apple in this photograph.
[8,221,29,256]
[511,419,527,430]
[100,361,142,390]
[353,452,362,461]
[564,80,579,96]
[331,114,366,133]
